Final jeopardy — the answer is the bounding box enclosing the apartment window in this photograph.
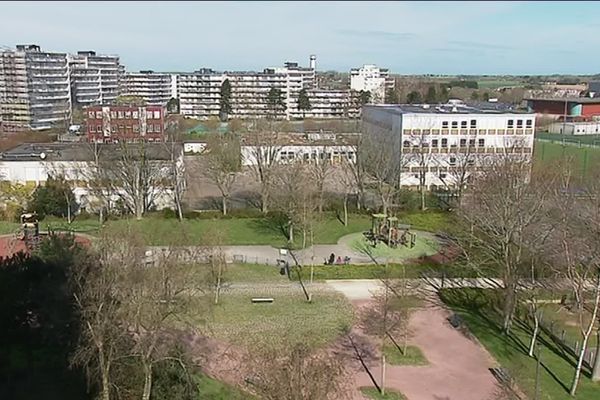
[95,111,102,119]
[441,138,448,148]
[470,119,477,128]
[526,119,533,127]
[110,111,117,119]
[469,139,476,147]
[303,153,310,161]
[431,139,439,147]
[403,140,411,148]
[132,111,139,119]
[154,110,160,119]
[125,111,131,119]
[460,138,467,147]
[111,126,116,133]
[517,119,523,128]
[478,138,485,147]
[147,111,152,120]
[148,124,154,133]
[461,121,467,128]
[440,173,447,179]
[449,156,457,165]
[88,111,95,119]
[154,124,161,132]
[133,125,139,133]
[118,111,124,119]
[508,119,514,128]
[88,125,93,133]
[96,125,102,133]
[451,121,458,128]
[442,121,449,128]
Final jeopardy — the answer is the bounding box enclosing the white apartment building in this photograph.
[273,59,316,117]
[69,51,121,106]
[362,100,535,189]
[177,69,224,119]
[122,71,175,105]
[0,44,71,131]
[288,89,357,119]
[350,64,395,104]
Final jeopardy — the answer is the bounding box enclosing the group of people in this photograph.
[326,253,351,265]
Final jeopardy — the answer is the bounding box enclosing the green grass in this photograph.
[383,344,428,366]
[294,263,456,281]
[205,289,353,351]
[534,140,600,178]
[536,133,600,146]
[477,79,523,89]
[344,232,439,262]
[226,264,291,283]
[196,374,253,399]
[400,211,453,232]
[360,387,407,400]
[0,221,19,235]
[439,288,600,400]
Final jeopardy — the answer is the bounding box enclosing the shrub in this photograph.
[161,208,178,219]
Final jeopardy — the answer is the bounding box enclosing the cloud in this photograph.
[337,29,416,41]
[447,40,514,50]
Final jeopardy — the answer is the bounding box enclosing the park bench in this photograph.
[251,298,274,304]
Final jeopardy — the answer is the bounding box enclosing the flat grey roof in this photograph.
[526,97,600,104]
[0,142,179,162]
[365,102,530,115]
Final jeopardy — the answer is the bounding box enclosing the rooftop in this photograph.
[0,142,179,162]
[525,97,600,104]
[365,100,530,115]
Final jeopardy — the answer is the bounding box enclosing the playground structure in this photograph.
[365,213,416,249]
[18,212,41,251]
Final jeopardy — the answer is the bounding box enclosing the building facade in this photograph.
[526,97,600,120]
[122,71,175,105]
[362,101,536,189]
[350,64,395,104]
[69,51,121,106]
[85,105,166,143]
[177,69,224,119]
[0,44,71,131]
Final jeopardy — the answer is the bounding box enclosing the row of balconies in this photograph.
[403,128,534,136]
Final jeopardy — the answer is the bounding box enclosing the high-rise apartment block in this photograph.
[69,51,121,106]
[350,64,395,104]
[0,44,71,131]
[121,71,176,105]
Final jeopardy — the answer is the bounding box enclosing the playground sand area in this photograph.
[339,232,440,262]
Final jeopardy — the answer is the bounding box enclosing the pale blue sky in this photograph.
[1,1,599,75]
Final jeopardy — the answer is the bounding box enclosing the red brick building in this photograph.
[526,97,600,121]
[85,105,166,143]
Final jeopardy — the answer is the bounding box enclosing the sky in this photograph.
[1,1,599,75]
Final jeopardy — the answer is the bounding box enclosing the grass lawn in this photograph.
[226,264,291,283]
[205,288,353,351]
[476,79,523,89]
[0,221,19,235]
[534,140,600,178]
[439,288,600,400]
[293,262,461,281]
[196,374,253,399]
[360,387,406,400]
[383,344,428,366]
[536,133,600,146]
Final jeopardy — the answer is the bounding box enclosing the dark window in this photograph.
[526,119,533,127]
[451,121,458,128]
[449,156,456,165]
[508,119,514,128]
[441,138,448,147]
[469,139,476,147]
[460,138,467,147]
[403,140,411,147]
[442,121,449,128]
[431,139,439,147]
[478,138,485,147]
[517,119,523,127]
[461,121,467,128]
[470,119,477,128]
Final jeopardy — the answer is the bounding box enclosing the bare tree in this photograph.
[245,343,348,400]
[164,123,186,220]
[308,146,333,214]
[436,141,478,208]
[203,134,240,215]
[456,155,556,334]
[338,155,358,226]
[244,130,282,214]
[404,129,435,211]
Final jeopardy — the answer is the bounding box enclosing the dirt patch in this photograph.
[0,233,92,258]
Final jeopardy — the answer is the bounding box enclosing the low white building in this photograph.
[548,121,600,135]
[350,64,395,104]
[362,101,536,189]
[0,143,184,213]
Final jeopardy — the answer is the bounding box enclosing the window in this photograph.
[460,138,467,147]
[110,111,117,119]
[154,124,160,132]
[133,125,139,133]
[478,138,485,147]
[111,126,116,133]
[517,119,523,128]
[470,119,477,128]
[88,125,93,133]
[461,121,467,128]
[118,111,124,119]
[440,173,447,179]
[508,119,514,128]
[441,138,448,148]
[449,156,456,165]
[95,111,102,119]
[88,111,95,118]
[303,153,310,161]
[148,124,153,133]
[451,121,458,128]
[431,139,439,147]
[147,111,152,120]
[526,119,532,127]
[125,111,131,119]
[132,111,139,119]
[153,110,160,119]
[469,139,476,147]
[403,140,411,147]
[442,121,449,128]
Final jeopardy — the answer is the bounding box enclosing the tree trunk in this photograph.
[215,262,222,305]
[380,352,386,396]
[261,191,268,214]
[592,329,600,381]
[502,284,516,334]
[528,313,540,357]
[420,181,426,211]
[343,195,348,227]
[571,334,592,396]
[142,363,152,400]
[98,348,110,400]
[99,207,104,225]
[288,221,294,245]
[222,196,228,216]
